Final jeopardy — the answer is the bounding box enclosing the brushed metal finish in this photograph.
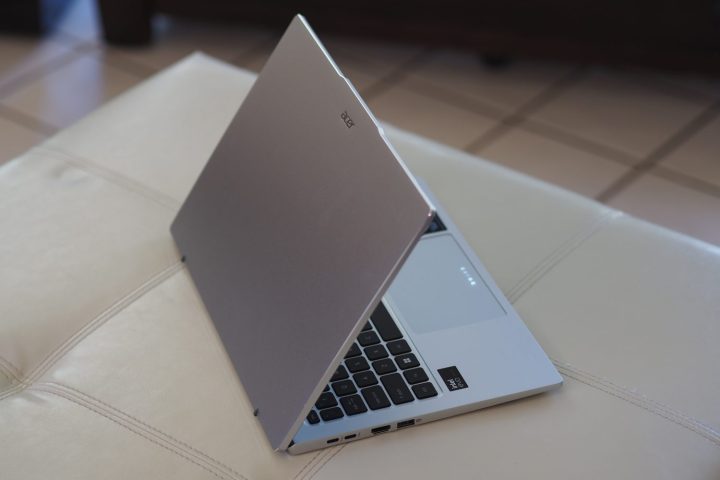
[170,15,433,451]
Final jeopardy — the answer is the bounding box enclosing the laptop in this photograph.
[171,15,562,455]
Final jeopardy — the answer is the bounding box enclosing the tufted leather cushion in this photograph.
[1,54,719,479]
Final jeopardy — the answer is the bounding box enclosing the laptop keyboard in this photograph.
[306,302,437,425]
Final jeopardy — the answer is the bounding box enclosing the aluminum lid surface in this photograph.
[171,15,433,450]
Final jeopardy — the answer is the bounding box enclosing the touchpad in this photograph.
[386,235,506,334]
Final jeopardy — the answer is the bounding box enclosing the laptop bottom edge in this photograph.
[287,381,561,455]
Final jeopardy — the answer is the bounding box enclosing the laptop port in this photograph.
[326,438,339,444]
[344,434,357,440]
[371,425,391,434]
[397,419,415,428]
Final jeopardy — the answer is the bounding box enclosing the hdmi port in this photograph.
[371,425,391,434]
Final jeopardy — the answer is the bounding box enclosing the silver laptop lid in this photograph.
[171,15,433,451]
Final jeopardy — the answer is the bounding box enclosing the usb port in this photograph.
[397,419,415,428]
[344,434,357,440]
[326,438,339,444]
[371,425,391,434]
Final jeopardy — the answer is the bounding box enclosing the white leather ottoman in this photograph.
[1,54,719,479]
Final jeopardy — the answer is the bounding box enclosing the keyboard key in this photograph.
[372,358,397,375]
[361,385,391,410]
[315,392,337,409]
[371,303,403,341]
[344,342,361,358]
[357,331,380,346]
[331,365,349,381]
[332,380,357,396]
[386,339,411,355]
[361,322,372,331]
[345,356,370,373]
[412,382,438,399]
[323,385,329,392]
[403,367,428,385]
[381,373,414,405]
[395,353,419,370]
[307,410,320,424]
[353,370,378,388]
[340,394,368,416]
[320,406,344,421]
[364,344,389,361]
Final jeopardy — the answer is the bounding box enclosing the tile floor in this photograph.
[1,0,719,246]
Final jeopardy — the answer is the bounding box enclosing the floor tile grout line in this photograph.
[396,60,716,188]
[400,76,508,121]
[54,24,102,46]
[612,64,720,104]
[507,66,588,118]
[464,66,588,153]
[0,42,96,101]
[51,29,97,48]
[356,49,433,101]
[638,101,720,165]
[356,54,513,122]
[230,34,283,66]
[327,46,395,70]
[0,104,58,135]
[99,33,714,206]
[517,118,642,167]
[358,48,436,102]
[595,100,720,203]
[102,30,279,79]
[462,121,517,154]
[0,43,151,134]
[358,57,648,182]
[593,169,646,204]
[650,165,720,201]
[98,49,160,78]
[6,30,718,208]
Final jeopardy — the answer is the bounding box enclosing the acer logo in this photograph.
[341,110,354,128]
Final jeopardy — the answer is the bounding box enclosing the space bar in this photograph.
[370,303,402,341]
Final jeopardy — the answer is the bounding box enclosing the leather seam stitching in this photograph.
[0,261,184,399]
[0,370,15,396]
[292,450,325,480]
[0,355,22,382]
[9,148,713,471]
[0,356,22,397]
[34,146,181,211]
[0,260,325,480]
[553,359,720,447]
[29,385,240,480]
[38,382,251,480]
[570,365,719,437]
[307,364,720,479]
[305,445,346,479]
[507,210,622,303]
[26,261,184,384]
[0,383,24,401]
